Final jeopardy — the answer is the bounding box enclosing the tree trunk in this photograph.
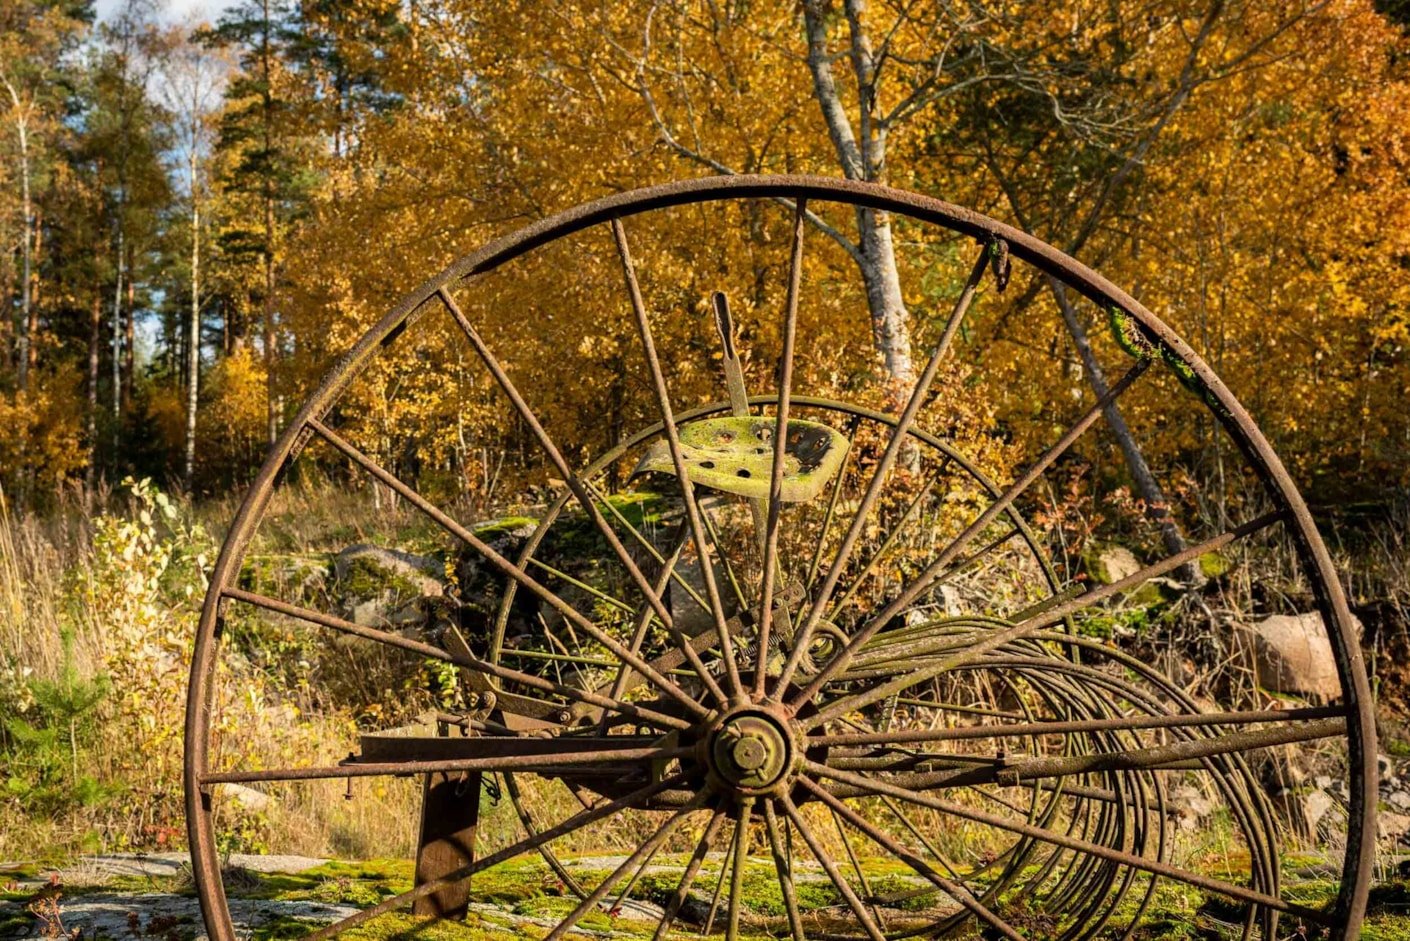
[857,209,915,395]
[123,245,135,412]
[802,0,916,396]
[1050,280,1200,582]
[87,290,102,491]
[12,102,31,394]
[264,199,276,445]
[111,222,124,426]
[185,174,201,491]
[262,0,278,447]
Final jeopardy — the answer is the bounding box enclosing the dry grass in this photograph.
[1,476,1406,878]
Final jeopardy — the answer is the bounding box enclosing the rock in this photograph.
[1248,613,1352,700]
[333,544,445,627]
[333,544,444,597]
[1090,546,1141,585]
[214,783,274,814]
[1389,790,1410,812]
[1300,789,1335,835]
[1168,784,1216,831]
[1380,811,1410,846]
[23,891,358,940]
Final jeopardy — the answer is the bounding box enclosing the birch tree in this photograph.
[157,26,226,491]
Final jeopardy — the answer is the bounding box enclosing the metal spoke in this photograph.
[805,414,862,595]
[824,717,1347,791]
[755,199,806,698]
[831,804,886,931]
[652,806,728,941]
[773,246,991,700]
[762,800,806,941]
[300,772,690,941]
[810,705,1347,748]
[601,522,693,734]
[202,742,691,785]
[807,761,1334,927]
[698,495,752,616]
[727,797,755,941]
[307,417,710,719]
[611,216,747,701]
[880,793,968,883]
[800,508,1285,730]
[798,777,1024,941]
[779,793,887,941]
[439,287,728,709]
[792,356,1152,712]
[543,791,712,941]
[826,468,943,618]
[703,812,737,935]
[585,478,709,613]
[222,587,691,731]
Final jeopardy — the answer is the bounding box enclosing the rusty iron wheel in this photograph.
[185,176,1376,941]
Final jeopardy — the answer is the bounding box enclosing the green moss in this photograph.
[0,911,36,937]
[1387,738,1410,758]
[1198,550,1232,580]
[1109,307,1155,358]
[335,556,425,603]
[239,859,414,903]
[473,516,540,538]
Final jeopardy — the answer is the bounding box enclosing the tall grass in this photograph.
[1,476,1406,870]
[0,478,424,861]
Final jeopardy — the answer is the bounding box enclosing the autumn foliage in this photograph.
[1,0,1407,510]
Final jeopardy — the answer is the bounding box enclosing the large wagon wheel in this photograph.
[184,176,1376,941]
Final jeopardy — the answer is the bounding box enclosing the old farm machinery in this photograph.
[184,177,1376,940]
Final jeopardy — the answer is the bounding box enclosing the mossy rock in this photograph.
[1084,545,1141,586]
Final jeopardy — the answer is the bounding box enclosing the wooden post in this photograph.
[412,768,481,918]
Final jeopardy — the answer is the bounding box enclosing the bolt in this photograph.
[732,736,768,771]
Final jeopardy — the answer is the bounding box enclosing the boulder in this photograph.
[1300,789,1335,835]
[214,782,274,814]
[1248,612,1360,700]
[1089,546,1141,585]
[1380,811,1410,847]
[332,544,445,628]
[333,544,444,597]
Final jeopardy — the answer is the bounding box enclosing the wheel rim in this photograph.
[184,175,1376,941]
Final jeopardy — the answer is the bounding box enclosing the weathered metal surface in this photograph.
[631,416,850,502]
[184,176,1375,941]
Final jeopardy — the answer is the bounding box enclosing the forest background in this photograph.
[2,0,1410,859]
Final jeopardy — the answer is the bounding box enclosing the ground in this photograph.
[2,853,1409,940]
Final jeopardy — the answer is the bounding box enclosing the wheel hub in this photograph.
[706,708,795,794]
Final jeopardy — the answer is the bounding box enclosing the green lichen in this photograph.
[1109,307,1155,359]
[1108,307,1230,417]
